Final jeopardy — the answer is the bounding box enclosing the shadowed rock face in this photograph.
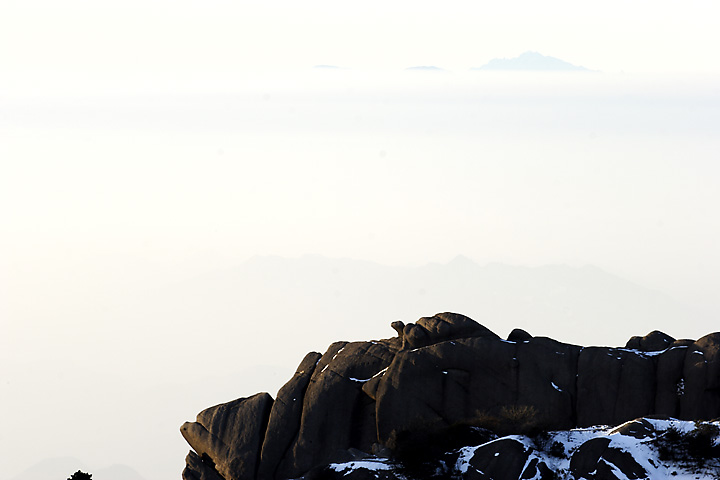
[181,393,273,480]
[180,313,720,480]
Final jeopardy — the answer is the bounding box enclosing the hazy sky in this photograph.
[1,0,720,96]
[2,1,720,480]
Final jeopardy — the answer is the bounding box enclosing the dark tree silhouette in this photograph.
[67,470,92,480]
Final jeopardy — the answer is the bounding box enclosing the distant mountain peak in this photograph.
[474,51,591,71]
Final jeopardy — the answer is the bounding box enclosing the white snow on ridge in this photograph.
[452,419,720,479]
[328,459,396,475]
[642,418,699,436]
[317,419,720,479]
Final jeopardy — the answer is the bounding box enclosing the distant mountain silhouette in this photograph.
[9,457,86,480]
[474,51,591,71]
[140,254,704,351]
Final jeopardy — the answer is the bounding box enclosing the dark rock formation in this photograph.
[183,451,225,480]
[376,334,580,445]
[276,339,399,477]
[576,346,656,426]
[400,312,499,350]
[462,438,541,480]
[181,312,720,480]
[507,328,532,342]
[625,330,675,352]
[569,437,647,479]
[257,352,322,480]
[181,393,273,480]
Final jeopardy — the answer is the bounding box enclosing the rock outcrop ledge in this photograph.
[181,313,720,480]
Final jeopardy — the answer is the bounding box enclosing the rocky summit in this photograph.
[180,313,720,480]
